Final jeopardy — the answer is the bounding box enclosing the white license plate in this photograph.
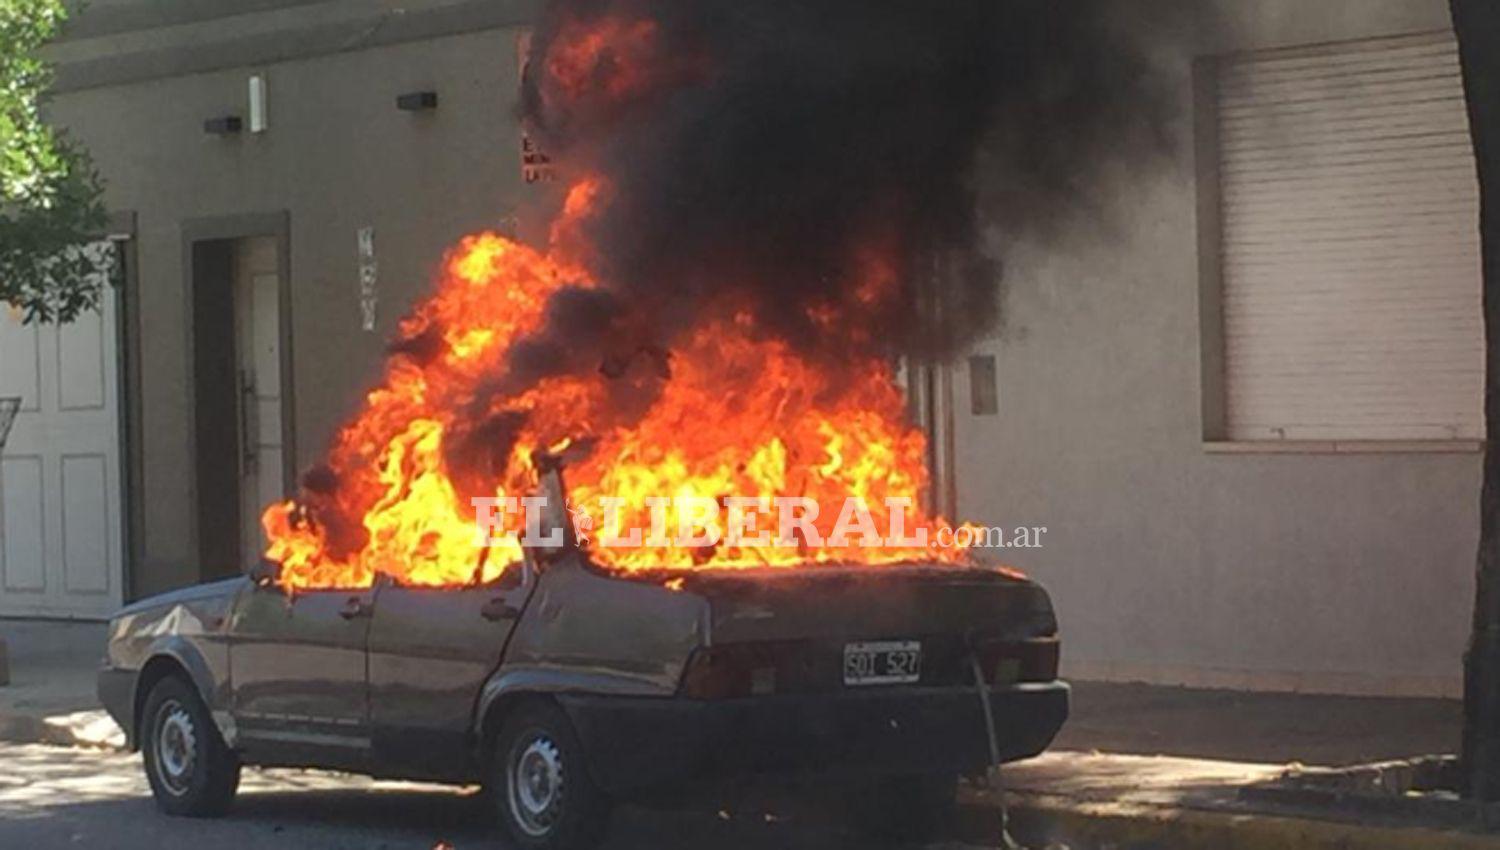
[843,640,922,686]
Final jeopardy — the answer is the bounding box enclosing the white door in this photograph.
[0,253,125,619]
[235,237,285,569]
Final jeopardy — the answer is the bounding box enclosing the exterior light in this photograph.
[396,91,438,112]
[204,116,242,135]
[248,75,268,133]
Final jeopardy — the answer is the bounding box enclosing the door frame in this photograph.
[111,210,141,605]
[181,212,295,580]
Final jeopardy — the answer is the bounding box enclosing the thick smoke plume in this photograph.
[268,1,1201,576]
[519,0,1189,365]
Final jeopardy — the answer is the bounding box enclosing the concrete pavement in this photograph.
[8,741,1500,850]
[992,752,1500,850]
[0,618,105,715]
[0,741,515,850]
[1057,680,1462,765]
[0,742,999,849]
[0,618,121,748]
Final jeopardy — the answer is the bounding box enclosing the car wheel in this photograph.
[844,773,958,845]
[491,701,610,850]
[140,674,240,817]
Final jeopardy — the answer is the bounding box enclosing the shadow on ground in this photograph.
[0,743,998,849]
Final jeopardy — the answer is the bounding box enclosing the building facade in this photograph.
[0,0,1480,697]
[951,0,1478,697]
[3,0,545,615]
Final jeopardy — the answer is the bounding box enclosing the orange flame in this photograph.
[262,185,969,591]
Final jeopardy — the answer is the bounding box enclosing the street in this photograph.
[0,743,998,849]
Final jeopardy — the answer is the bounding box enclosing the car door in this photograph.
[366,561,536,778]
[229,581,377,764]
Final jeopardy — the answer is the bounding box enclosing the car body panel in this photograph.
[493,553,710,699]
[367,573,535,778]
[562,681,1069,797]
[103,576,240,674]
[680,565,1055,644]
[97,576,241,749]
[229,585,377,761]
[101,543,1068,795]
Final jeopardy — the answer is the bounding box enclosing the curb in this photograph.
[965,791,1500,850]
[0,708,126,751]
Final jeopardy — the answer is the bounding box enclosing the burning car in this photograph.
[96,165,1071,849]
[95,138,1072,848]
[99,468,1067,848]
[95,8,1080,841]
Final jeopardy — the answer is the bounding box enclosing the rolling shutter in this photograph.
[1217,33,1482,442]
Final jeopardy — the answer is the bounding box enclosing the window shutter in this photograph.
[1217,33,1482,441]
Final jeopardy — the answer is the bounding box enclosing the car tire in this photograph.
[491,701,611,850]
[140,674,241,817]
[844,773,958,845]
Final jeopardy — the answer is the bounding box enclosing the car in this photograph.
[98,471,1069,849]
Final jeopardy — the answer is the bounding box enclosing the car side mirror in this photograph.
[248,559,283,589]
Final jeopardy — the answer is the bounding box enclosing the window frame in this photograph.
[1194,38,1483,456]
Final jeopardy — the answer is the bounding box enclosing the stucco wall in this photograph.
[46,0,1477,696]
[48,11,539,596]
[955,0,1473,697]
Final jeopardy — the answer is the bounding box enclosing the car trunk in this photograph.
[675,564,1056,645]
[622,564,1060,697]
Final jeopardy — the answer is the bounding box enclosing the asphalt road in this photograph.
[0,743,1003,849]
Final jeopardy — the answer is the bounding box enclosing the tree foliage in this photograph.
[0,0,111,324]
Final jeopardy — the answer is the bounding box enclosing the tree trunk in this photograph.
[1453,0,1500,802]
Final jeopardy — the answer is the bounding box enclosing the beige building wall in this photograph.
[955,0,1474,697]
[44,0,1478,698]
[45,1,543,597]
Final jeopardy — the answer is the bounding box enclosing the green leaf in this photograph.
[0,0,112,325]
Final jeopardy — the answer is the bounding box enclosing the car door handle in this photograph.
[480,598,520,621]
[339,597,372,620]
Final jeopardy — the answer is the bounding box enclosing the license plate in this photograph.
[843,640,922,686]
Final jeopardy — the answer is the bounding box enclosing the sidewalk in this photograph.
[1056,679,1461,765]
[955,681,1485,849]
[963,751,1500,849]
[0,618,122,748]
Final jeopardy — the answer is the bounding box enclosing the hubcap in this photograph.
[508,734,565,837]
[154,700,197,796]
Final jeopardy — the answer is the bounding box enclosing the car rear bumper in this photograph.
[560,680,1069,797]
[97,666,135,748]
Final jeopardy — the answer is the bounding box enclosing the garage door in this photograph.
[0,258,125,619]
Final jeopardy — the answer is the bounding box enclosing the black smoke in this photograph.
[519,0,1192,363]
[442,0,1194,489]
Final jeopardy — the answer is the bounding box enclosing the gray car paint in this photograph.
[230,582,379,763]
[101,545,1058,784]
[489,552,711,697]
[366,568,535,776]
[101,576,241,747]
